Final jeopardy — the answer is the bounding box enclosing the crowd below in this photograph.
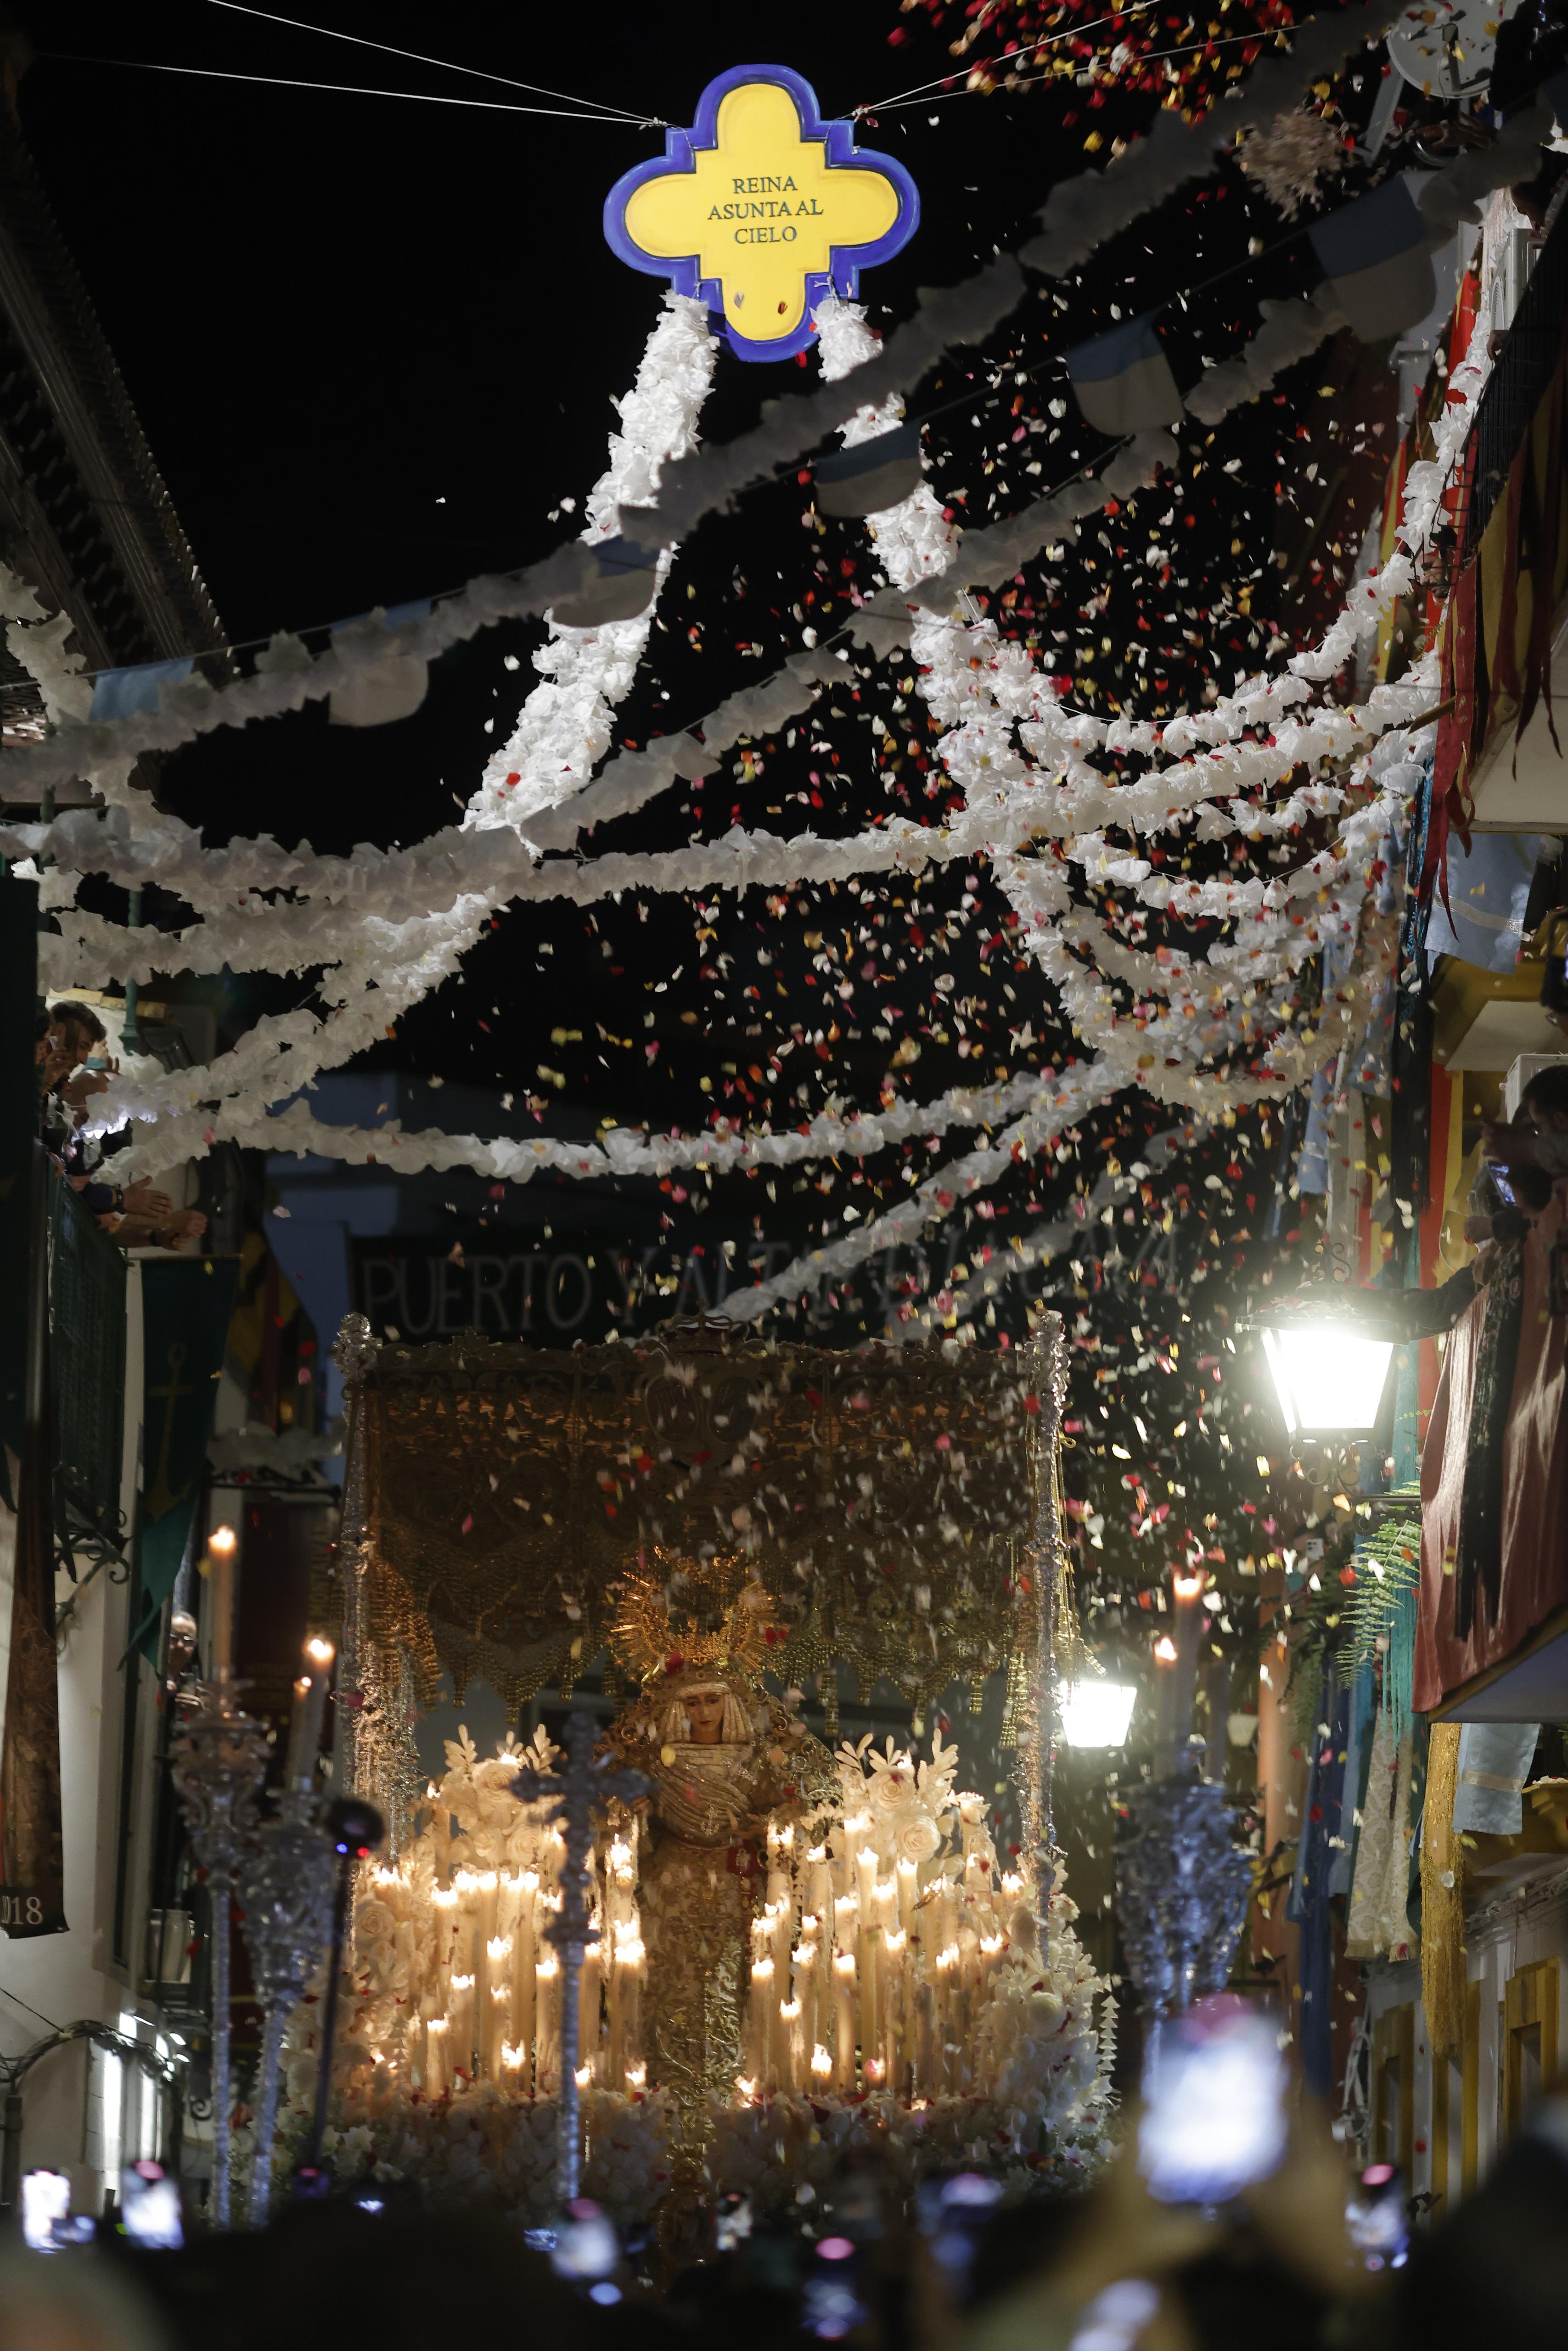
[2,2085,1567,2351]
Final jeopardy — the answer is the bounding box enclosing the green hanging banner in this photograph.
[134,1254,239,1661]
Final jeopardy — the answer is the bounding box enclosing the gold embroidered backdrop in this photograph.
[338,1320,1065,1725]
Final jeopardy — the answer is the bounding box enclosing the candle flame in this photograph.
[979,1932,1004,1955]
[433,1887,458,1909]
[487,1937,509,1962]
[627,2063,646,2089]
[1172,1568,1207,1600]
[780,1998,802,2022]
[208,1525,237,1558]
[574,2064,593,2088]
[502,2043,525,2068]
[896,1857,917,1879]
[450,1973,474,1992]
[521,1870,540,1893]
[752,1957,774,1983]
[427,2017,449,2036]
[735,2075,758,2098]
[834,1951,856,1980]
[491,1985,509,2005]
[811,2045,833,2078]
[538,1954,559,1980]
[305,1636,336,1669]
[857,1847,879,1873]
[885,1929,907,1956]
[1154,1634,1178,1663]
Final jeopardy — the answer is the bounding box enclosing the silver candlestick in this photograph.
[512,1711,650,2207]
[234,1788,338,2225]
[170,1684,271,2229]
[1115,1754,1253,2080]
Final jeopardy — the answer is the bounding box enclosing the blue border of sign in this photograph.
[603,63,920,364]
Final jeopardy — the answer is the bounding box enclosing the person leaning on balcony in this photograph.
[1481,1064,1568,1186]
[35,998,206,1252]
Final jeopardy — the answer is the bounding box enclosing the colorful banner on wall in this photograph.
[604,65,919,362]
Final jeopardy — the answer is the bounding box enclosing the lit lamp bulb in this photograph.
[1060,1680,1138,1747]
[1260,1320,1394,1438]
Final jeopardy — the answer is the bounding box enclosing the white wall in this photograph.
[0,1261,166,2216]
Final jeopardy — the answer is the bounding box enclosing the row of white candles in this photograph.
[740,1817,1017,2101]
[369,1828,649,2102]
[360,1791,1018,2109]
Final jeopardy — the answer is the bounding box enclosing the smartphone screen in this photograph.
[22,2171,73,2252]
[1345,2163,1409,2270]
[1138,2004,1287,2205]
[121,2161,183,2249]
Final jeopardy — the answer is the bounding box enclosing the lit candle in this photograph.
[811,2042,834,2092]
[485,1940,509,2076]
[779,1996,803,2093]
[860,1925,881,2081]
[425,2014,448,2099]
[793,1937,820,2067]
[283,1637,335,1789]
[882,1927,907,2090]
[750,1954,775,2088]
[450,1974,474,2082]
[916,1978,937,2096]
[579,1936,602,2079]
[1168,1567,1206,1765]
[806,1843,834,1931]
[511,1871,538,2084]
[896,1856,918,1940]
[609,1923,639,2090]
[834,1949,857,2091]
[535,1950,560,2092]
[205,1524,237,1682]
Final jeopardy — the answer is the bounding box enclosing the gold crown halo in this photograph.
[608,1555,776,1688]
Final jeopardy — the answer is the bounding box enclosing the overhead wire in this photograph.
[202,0,663,123]
[40,51,660,124]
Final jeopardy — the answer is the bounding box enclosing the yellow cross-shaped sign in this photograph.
[605,67,919,363]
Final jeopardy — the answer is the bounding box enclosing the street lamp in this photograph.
[1061,1677,1138,1747]
[1259,1318,1396,1440]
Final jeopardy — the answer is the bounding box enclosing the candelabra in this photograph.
[235,1788,338,2225]
[512,1710,650,2207]
[1115,1755,1253,2078]
[169,1685,271,2228]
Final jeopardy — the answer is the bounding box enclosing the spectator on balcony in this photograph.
[36,999,207,1253]
[1482,1064,1568,1184]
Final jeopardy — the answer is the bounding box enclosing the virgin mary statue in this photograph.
[603,1561,839,2154]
